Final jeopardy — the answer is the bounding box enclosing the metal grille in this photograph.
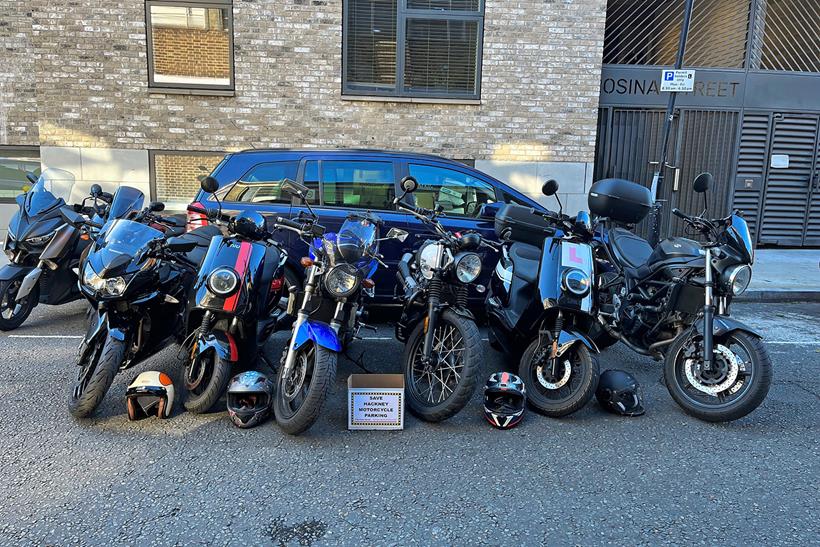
[603,0,751,68]
[732,113,772,239]
[753,0,820,72]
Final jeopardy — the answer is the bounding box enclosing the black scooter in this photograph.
[1,170,112,330]
[182,176,288,414]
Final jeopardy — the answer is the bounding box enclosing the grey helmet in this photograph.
[595,369,645,417]
[226,371,274,428]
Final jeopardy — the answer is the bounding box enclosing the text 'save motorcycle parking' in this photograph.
[393,176,490,422]
[589,173,771,422]
[273,179,408,435]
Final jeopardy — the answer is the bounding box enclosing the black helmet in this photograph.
[227,371,274,428]
[596,369,645,416]
[232,210,266,239]
[483,372,526,429]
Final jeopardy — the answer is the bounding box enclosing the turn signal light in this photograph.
[80,233,90,241]
[362,278,375,289]
[270,277,284,292]
[300,257,314,268]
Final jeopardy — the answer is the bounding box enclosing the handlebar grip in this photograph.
[672,208,686,219]
[188,205,208,215]
[275,216,302,230]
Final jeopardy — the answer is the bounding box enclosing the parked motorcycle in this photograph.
[486,180,600,417]
[182,176,288,414]
[393,176,487,422]
[1,169,113,330]
[273,178,408,435]
[66,196,218,417]
[589,173,771,421]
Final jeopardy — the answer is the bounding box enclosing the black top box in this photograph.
[494,203,555,247]
[588,178,653,224]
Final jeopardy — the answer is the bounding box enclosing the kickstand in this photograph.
[342,348,374,374]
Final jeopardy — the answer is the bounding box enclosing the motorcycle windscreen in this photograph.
[335,217,378,267]
[729,214,754,264]
[89,219,163,277]
[25,168,75,216]
[537,239,594,312]
[107,186,145,220]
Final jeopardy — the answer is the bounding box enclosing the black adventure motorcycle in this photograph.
[1,169,113,330]
[486,180,601,417]
[589,173,771,422]
[182,176,289,413]
[66,194,218,418]
[393,176,488,422]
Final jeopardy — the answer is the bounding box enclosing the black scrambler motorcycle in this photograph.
[182,176,289,413]
[1,169,112,330]
[486,180,601,417]
[66,197,218,417]
[393,176,487,422]
[589,173,771,422]
[273,179,407,435]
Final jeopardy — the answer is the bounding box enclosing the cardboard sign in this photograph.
[660,69,695,92]
[348,374,404,430]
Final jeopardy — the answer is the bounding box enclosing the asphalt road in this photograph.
[0,301,818,546]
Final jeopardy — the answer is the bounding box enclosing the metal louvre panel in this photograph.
[759,115,819,245]
[733,113,771,239]
[803,124,820,244]
[407,0,480,11]
[403,18,479,95]
[603,0,750,68]
[754,0,820,72]
[346,0,398,88]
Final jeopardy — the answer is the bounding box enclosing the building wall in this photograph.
[1,0,607,211]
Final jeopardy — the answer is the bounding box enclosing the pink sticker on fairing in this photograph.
[568,247,584,264]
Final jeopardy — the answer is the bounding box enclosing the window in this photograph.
[408,163,496,217]
[219,161,301,204]
[0,147,40,202]
[150,150,225,208]
[303,161,320,205]
[343,0,484,99]
[146,0,234,92]
[321,161,395,209]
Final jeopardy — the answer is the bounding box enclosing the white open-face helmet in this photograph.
[126,371,175,420]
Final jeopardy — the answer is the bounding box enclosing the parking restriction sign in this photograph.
[660,69,695,92]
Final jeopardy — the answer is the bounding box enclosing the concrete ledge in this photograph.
[735,291,820,303]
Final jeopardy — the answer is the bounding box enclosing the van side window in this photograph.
[302,160,320,204]
[408,164,497,217]
[321,160,395,209]
[221,161,299,204]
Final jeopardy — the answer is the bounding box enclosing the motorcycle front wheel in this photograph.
[519,340,598,417]
[183,347,232,414]
[664,330,772,422]
[68,334,124,418]
[0,279,37,331]
[274,341,336,435]
[404,309,482,422]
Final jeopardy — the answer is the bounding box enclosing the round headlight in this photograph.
[324,264,360,298]
[725,264,752,296]
[207,267,240,296]
[562,269,591,296]
[104,277,127,297]
[454,253,482,284]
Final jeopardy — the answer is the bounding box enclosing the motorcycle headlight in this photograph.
[723,264,752,296]
[207,267,240,296]
[104,277,127,296]
[324,264,360,298]
[562,268,591,296]
[454,252,482,284]
[82,263,105,292]
[26,231,56,246]
[417,243,452,280]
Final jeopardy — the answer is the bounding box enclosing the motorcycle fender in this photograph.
[556,329,600,356]
[0,264,32,283]
[695,315,763,339]
[77,311,109,362]
[292,320,342,353]
[108,327,127,342]
[449,305,475,322]
[15,267,42,301]
[197,331,239,362]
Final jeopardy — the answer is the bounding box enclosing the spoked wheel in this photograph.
[404,309,482,422]
[664,331,772,422]
[68,335,124,418]
[274,341,336,435]
[519,340,598,417]
[183,347,232,414]
[0,279,37,331]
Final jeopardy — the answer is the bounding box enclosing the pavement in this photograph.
[743,249,820,301]
[0,300,818,545]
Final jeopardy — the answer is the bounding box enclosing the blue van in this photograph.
[187,149,545,303]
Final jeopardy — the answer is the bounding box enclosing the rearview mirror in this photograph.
[149,201,165,212]
[400,176,418,194]
[200,176,219,194]
[385,227,409,242]
[26,172,38,184]
[280,178,309,197]
[542,179,559,196]
[166,237,197,254]
[693,172,712,193]
[90,184,102,197]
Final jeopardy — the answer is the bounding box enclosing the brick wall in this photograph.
[151,27,230,79]
[153,152,224,201]
[0,1,39,145]
[14,0,606,163]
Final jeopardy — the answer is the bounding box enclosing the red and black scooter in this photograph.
[182,176,289,413]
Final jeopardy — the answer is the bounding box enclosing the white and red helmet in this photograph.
[483,372,526,429]
[126,371,175,420]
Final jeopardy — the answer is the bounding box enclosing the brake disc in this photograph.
[536,359,572,389]
[684,344,739,395]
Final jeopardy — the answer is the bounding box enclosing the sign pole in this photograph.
[649,0,695,246]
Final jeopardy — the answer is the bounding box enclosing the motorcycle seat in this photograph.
[509,242,540,284]
[178,225,221,266]
[609,227,653,269]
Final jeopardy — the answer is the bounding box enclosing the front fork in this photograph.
[702,247,715,371]
[282,262,324,376]
[421,276,443,366]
